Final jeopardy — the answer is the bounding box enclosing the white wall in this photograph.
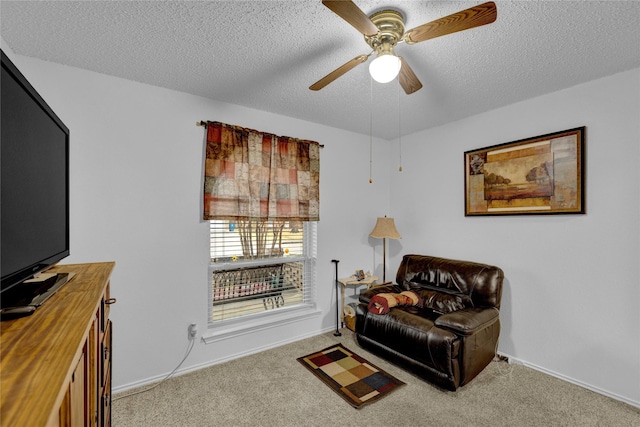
[388,68,640,406]
[4,39,638,406]
[3,48,392,391]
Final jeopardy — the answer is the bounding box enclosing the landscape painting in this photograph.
[464,127,585,215]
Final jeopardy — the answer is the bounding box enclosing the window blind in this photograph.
[209,220,316,323]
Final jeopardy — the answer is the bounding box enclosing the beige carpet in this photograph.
[112,330,639,427]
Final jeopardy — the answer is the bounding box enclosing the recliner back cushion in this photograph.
[397,255,503,309]
[414,288,470,313]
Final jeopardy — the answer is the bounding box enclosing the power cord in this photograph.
[112,337,195,401]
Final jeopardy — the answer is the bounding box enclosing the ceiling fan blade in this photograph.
[322,0,379,36]
[309,54,369,91]
[398,57,422,94]
[404,1,497,44]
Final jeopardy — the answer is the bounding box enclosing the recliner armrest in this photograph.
[435,307,499,336]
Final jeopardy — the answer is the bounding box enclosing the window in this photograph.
[201,121,321,330]
[208,220,317,324]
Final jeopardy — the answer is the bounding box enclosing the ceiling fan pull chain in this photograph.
[397,80,403,172]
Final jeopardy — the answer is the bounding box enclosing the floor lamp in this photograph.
[369,216,401,282]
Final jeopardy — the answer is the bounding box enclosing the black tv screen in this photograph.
[1,50,70,299]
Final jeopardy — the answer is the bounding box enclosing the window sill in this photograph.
[202,304,321,345]
[209,255,305,271]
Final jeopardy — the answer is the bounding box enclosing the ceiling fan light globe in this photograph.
[369,54,401,83]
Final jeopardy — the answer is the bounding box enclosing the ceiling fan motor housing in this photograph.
[365,9,405,52]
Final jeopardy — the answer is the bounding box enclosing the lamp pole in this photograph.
[382,237,387,282]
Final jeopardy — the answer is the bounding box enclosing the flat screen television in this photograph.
[1,50,71,316]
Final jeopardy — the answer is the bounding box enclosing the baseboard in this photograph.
[498,353,640,409]
[113,325,336,395]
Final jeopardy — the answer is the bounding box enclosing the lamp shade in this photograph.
[369,217,401,239]
[369,54,401,83]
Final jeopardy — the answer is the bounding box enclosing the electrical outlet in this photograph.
[188,323,197,340]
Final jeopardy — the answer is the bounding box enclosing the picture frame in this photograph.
[464,127,585,216]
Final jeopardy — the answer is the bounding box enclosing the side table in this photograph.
[338,275,379,328]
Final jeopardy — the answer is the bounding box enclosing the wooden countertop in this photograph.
[0,262,115,427]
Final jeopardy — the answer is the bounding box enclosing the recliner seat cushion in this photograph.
[360,307,459,374]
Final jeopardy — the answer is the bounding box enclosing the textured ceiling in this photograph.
[1,1,639,140]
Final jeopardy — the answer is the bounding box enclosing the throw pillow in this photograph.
[368,291,422,315]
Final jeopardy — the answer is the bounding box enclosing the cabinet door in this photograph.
[70,349,87,426]
[89,310,99,426]
[101,371,111,427]
[100,320,113,427]
[101,321,111,388]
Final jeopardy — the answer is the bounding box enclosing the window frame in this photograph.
[205,221,319,340]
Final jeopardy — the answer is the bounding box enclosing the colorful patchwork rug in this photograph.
[297,344,405,409]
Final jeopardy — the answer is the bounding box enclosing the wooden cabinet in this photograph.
[1,262,115,427]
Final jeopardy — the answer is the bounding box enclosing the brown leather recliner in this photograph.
[355,254,504,390]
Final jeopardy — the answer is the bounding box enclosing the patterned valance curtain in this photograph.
[203,121,320,222]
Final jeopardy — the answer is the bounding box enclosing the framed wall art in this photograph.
[464,127,585,216]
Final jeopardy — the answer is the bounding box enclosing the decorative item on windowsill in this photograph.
[369,216,401,282]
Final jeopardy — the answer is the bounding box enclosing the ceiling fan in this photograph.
[309,0,497,94]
